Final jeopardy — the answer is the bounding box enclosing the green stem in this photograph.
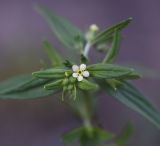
[83,42,92,58]
[102,54,109,64]
[83,117,93,137]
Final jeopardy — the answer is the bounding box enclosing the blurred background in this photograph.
[0,0,160,145]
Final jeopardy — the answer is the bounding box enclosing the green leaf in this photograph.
[63,60,74,68]
[80,54,88,64]
[78,79,99,90]
[35,5,85,50]
[103,30,121,63]
[32,67,69,79]
[91,18,132,45]
[0,74,57,99]
[43,40,62,66]
[93,127,113,141]
[63,127,84,146]
[113,123,133,146]
[44,79,63,90]
[104,81,160,128]
[87,64,140,80]
[63,126,113,146]
[80,127,113,146]
[122,62,160,80]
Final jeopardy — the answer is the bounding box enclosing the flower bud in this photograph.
[85,24,99,41]
[65,71,70,77]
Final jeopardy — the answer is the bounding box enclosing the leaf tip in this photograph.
[32,72,37,77]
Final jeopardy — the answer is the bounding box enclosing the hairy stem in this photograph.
[83,42,92,58]
[84,118,93,136]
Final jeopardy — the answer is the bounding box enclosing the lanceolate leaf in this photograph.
[35,5,85,50]
[63,126,113,146]
[91,18,132,45]
[44,79,63,90]
[32,67,69,79]
[0,74,57,99]
[78,79,99,90]
[104,81,160,128]
[87,64,140,80]
[122,62,160,80]
[63,127,83,146]
[43,40,62,66]
[113,123,133,146]
[80,127,113,146]
[93,127,113,141]
[103,30,121,63]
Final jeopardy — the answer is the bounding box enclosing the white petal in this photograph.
[72,65,79,72]
[80,64,86,71]
[72,73,78,78]
[83,71,90,77]
[77,75,83,81]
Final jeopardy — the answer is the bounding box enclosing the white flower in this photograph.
[72,64,90,81]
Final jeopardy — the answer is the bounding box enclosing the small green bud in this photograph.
[64,71,69,77]
[62,78,69,85]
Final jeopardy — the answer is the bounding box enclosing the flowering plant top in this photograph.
[0,5,159,146]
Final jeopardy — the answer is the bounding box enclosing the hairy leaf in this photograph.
[91,18,132,45]
[105,81,160,128]
[32,67,69,79]
[35,5,85,50]
[113,123,133,146]
[88,64,140,80]
[103,30,121,63]
[93,127,113,141]
[78,79,99,90]
[63,127,83,146]
[43,40,62,66]
[0,74,56,99]
[63,126,113,146]
[80,127,113,146]
[44,79,63,90]
[122,62,160,80]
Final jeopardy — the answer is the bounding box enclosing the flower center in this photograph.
[77,70,83,75]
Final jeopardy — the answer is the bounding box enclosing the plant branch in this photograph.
[83,42,92,58]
